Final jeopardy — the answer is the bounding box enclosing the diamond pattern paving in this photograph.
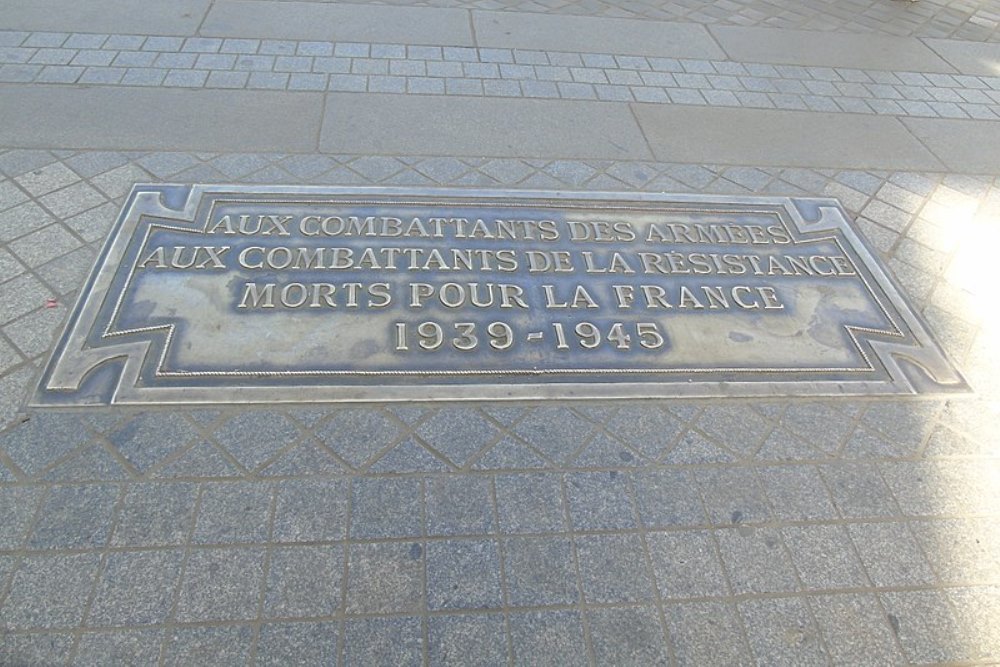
[312,408,407,470]
[0,145,997,664]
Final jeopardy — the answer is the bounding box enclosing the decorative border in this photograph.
[32,185,968,405]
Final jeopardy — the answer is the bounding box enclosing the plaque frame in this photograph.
[32,185,968,406]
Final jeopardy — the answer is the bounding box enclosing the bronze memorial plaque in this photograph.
[34,185,966,405]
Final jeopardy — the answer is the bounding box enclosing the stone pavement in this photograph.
[1,0,999,665]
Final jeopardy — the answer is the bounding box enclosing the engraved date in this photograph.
[393,321,665,352]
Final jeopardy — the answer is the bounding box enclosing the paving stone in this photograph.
[27,483,120,549]
[540,159,598,186]
[471,435,550,470]
[350,477,422,538]
[343,617,423,666]
[716,526,799,594]
[428,614,508,666]
[87,550,184,626]
[258,438,345,475]
[71,50,116,68]
[0,632,74,665]
[265,545,343,618]
[847,522,938,587]
[122,67,168,86]
[0,486,44,548]
[696,467,771,526]
[0,182,29,216]
[820,463,900,518]
[152,440,242,479]
[257,622,340,666]
[0,150,58,178]
[0,201,56,244]
[164,69,208,87]
[13,161,78,196]
[779,402,857,454]
[212,411,301,471]
[193,482,273,544]
[346,541,423,614]
[3,304,70,360]
[162,625,254,667]
[274,154,337,179]
[605,161,663,188]
[782,524,869,589]
[571,430,643,467]
[109,481,197,546]
[740,597,829,665]
[760,465,839,520]
[425,476,495,536]
[663,601,751,666]
[174,548,265,622]
[882,459,1000,516]
[414,156,475,183]
[588,606,670,666]
[203,153,269,181]
[861,400,941,449]
[508,611,588,667]
[1,553,101,629]
[0,338,22,379]
[427,539,502,610]
[494,473,567,533]
[0,412,91,477]
[565,470,636,530]
[694,405,772,456]
[808,593,906,665]
[944,586,1000,659]
[601,406,684,459]
[273,480,348,542]
[369,437,450,473]
[0,365,35,433]
[328,73,367,91]
[665,428,739,464]
[132,152,197,178]
[415,408,500,466]
[88,163,153,199]
[575,533,656,603]
[503,536,578,606]
[313,408,405,469]
[109,412,199,472]
[840,423,912,459]
[38,181,106,218]
[647,530,729,599]
[35,245,94,295]
[74,629,164,666]
[921,422,985,457]
[879,589,968,663]
[258,40,296,56]
[512,407,595,463]
[910,518,1000,583]
[347,155,408,182]
[753,425,824,461]
[0,554,15,592]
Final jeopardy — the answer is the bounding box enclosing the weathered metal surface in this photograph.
[33,186,966,405]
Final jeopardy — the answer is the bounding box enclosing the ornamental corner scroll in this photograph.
[33,185,968,406]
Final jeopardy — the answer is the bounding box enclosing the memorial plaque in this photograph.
[34,186,966,405]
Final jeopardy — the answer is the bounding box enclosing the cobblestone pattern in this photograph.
[237,0,1000,42]
[3,31,1000,120]
[0,148,998,664]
